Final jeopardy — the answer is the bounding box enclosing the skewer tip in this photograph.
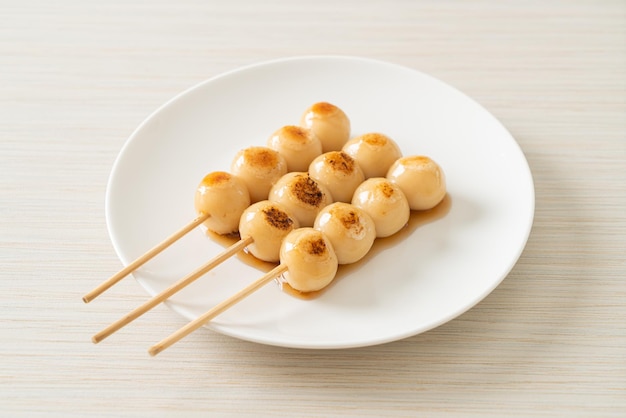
[84,214,210,304]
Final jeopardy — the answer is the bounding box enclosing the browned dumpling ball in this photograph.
[238,201,300,263]
[351,178,410,238]
[308,151,365,203]
[387,155,446,210]
[231,146,288,203]
[267,125,322,172]
[314,202,376,264]
[194,171,251,235]
[280,228,338,293]
[300,102,351,153]
[268,172,333,227]
[342,133,402,179]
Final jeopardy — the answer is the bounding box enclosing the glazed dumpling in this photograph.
[300,102,351,153]
[231,146,288,203]
[280,228,338,293]
[351,177,410,238]
[314,202,376,264]
[194,171,250,235]
[342,133,402,179]
[238,200,300,262]
[308,151,365,203]
[387,155,446,210]
[268,172,333,227]
[267,125,322,172]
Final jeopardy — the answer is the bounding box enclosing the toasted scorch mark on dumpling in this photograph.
[268,172,333,227]
[279,228,338,293]
[308,151,365,203]
[238,200,300,263]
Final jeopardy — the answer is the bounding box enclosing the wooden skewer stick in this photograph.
[82,214,209,303]
[148,263,289,356]
[92,235,254,343]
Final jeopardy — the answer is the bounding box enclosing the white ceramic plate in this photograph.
[106,56,534,349]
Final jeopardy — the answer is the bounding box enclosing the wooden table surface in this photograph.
[2,1,625,416]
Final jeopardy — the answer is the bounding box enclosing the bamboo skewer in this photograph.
[92,235,255,343]
[82,214,209,303]
[148,263,288,356]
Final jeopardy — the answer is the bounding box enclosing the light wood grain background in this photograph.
[1,1,625,416]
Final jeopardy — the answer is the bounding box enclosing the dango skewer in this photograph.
[84,170,249,304]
